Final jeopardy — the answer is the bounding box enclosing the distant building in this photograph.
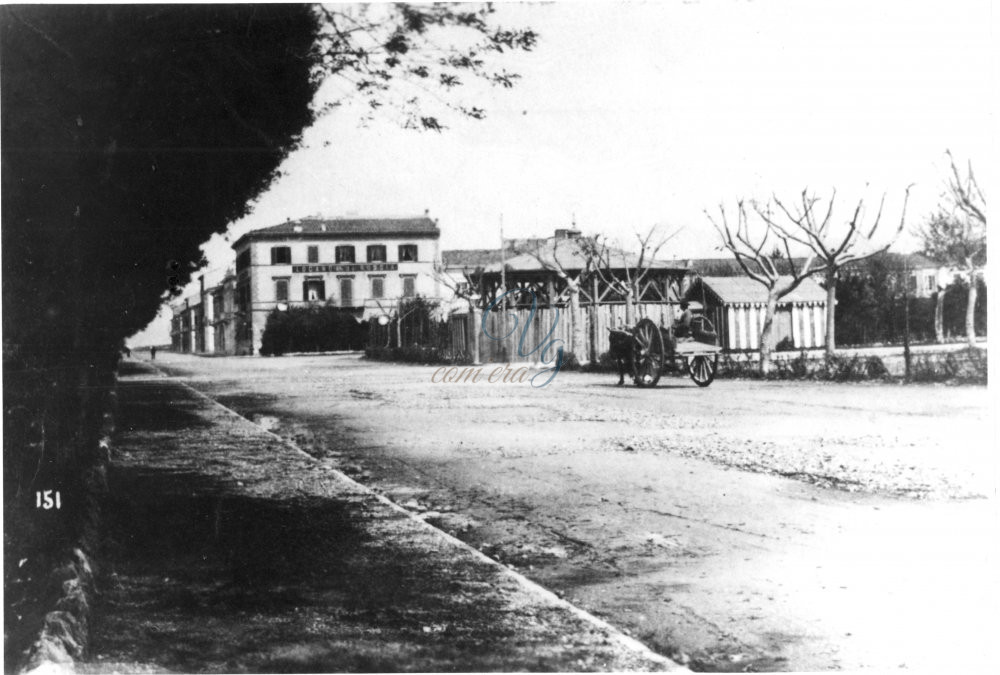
[674,252,951,299]
[209,271,238,354]
[842,252,946,299]
[443,228,690,310]
[690,276,828,351]
[230,216,442,355]
[170,272,237,355]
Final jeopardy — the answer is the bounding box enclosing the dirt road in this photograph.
[153,352,995,672]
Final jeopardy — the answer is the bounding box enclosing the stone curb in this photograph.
[162,366,687,672]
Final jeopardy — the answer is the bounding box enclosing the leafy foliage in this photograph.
[3,4,537,363]
[315,3,536,129]
[910,348,987,384]
[1,4,537,633]
[2,5,321,364]
[920,211,987,269]
[834,256,986,346]
[716,352,891,382]
[260,306,367,356]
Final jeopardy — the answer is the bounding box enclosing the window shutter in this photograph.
[318,281,326,301]
[302,280,308,301]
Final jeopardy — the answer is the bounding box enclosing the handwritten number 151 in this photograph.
[35,491,61,510]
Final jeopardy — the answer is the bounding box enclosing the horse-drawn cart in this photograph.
[609,316,722,388]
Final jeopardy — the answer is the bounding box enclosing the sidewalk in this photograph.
[80,361,680,672]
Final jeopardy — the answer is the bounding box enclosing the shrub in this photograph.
[559,351,582,371]
[364,344,463,365]
[717,352,762,379]
[775,336,796,352]
[864,356,890,379]
[717,351,890,382]
[260,306,367,355]
[910,348,987,384]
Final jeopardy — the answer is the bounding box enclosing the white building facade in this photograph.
[231,216,441,355]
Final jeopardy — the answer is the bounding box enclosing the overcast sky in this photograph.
[131,0,993,344]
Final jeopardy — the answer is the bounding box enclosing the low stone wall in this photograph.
[716,347,987,383]
[17,390,114,673]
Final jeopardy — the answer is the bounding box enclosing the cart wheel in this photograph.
[633,318,664,388]
[688,354,717,387]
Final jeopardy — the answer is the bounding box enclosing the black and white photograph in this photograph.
[2,1,994,673]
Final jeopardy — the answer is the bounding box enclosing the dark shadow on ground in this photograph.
[117,400,215,432]
[119,360,159,377]
[93,464,603,672]
[587,381,702,390]
[86,375,629,673]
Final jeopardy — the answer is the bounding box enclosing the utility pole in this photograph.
[499,213,507,301]
[498,213,508,361]
[902,260,911,381]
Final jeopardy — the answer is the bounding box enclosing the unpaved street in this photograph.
[154,352,995,672]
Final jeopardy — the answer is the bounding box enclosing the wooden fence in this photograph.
[446,302,681,364]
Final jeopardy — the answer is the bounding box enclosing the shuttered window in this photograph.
[335,246,355,263]
[270,246,291,265]
[275,279,289,302]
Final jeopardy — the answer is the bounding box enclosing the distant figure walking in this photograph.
[150,346,157,360]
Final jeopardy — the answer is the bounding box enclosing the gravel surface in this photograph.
[152,352,995,672]
[83,362,678,673]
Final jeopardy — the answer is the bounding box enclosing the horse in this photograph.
[608,329,636,386]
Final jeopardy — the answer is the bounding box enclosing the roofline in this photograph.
[232,229,440,250]
[481,264,690,275]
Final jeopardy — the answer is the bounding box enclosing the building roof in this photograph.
[442,249,505,269]
[697,276,827,305]
[857,251,939,269]
[676,252,941,276]
[232,216,439,248]
[669,257,822,277]
[477,235,688,275]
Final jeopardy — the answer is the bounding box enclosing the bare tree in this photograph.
[513,237,597,364]
[581,225,681,325]
[706,201,821,373]
[758,186,912,357]
[918,151,987,348]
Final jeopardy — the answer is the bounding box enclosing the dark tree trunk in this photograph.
[934,288,945,343]
[825,269,838,358]
[568,286,588,364]
[624,289,636,326]
[966,267,978,347]
[759,294,779,374]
